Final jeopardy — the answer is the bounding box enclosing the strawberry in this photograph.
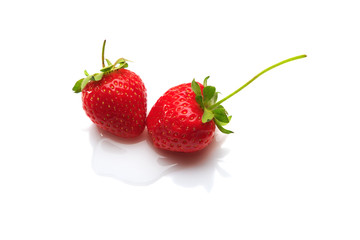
[147,55,307,152]
[73,40,147,138]
[147,81,216,152]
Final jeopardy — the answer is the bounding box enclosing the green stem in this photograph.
[102,40,106,68]
[209,54,307,110]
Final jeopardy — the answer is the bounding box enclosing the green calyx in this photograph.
[72,40,130,93]
[191,54,307,134]
[192,77,234,134]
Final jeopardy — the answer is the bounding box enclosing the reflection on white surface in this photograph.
[89,125,230,189]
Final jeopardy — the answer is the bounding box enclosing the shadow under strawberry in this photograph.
[88,125,230,190]
[146,131,231,191]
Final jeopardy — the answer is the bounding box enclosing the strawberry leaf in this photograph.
[81,75,92,90]
[73,78,84,93]
[105,59,112,65]
[112,58,129,69]
[93,72,104,81]
[203,86,216,104]
[114,62,128,70]
[208,92,218,106]
[214,119,234,134]
[213,108,229,123]
[203,76,210,87]
[195,95,204,109]
[100,65,113,72]
[216,105,228,114]
[191,79,202,97]
[217,116,232,126]
[202,108,214,123]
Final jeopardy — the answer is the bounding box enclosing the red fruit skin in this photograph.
[146,82,215,153]
[82,68,147,138]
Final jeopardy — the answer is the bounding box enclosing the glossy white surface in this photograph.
[1,0,360,239]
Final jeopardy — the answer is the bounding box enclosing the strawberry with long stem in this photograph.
[146,54,307,152]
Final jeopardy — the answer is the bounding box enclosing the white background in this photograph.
[1,0,359,239]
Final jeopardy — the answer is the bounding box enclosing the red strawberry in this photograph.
[147,82,216,153]
[73,40,147,138]
[147,55,307,152]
